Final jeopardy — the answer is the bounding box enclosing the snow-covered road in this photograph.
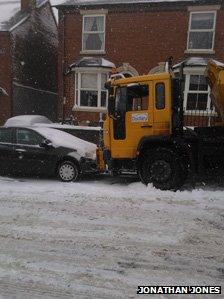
[0,175,223,299]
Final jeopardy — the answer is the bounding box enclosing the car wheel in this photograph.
[58,161,79,182]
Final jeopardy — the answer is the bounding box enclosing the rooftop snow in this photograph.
[0,0,57,30]
[0,0,21,30]
[54,0,207,7]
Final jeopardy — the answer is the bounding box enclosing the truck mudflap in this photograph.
[96,147,106,173]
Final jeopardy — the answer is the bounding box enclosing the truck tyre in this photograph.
[138,148,186,190]
[58,161,80,182]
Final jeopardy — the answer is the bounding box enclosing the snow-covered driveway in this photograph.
[0,175,223,299]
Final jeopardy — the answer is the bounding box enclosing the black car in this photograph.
[0,126,97,181]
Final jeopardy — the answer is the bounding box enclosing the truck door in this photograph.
[110,82,153,159]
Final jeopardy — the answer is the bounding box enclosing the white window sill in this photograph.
[80,50,106,55]
[185,49,215,54]
[72,106,107,113]
[184,110,217,116]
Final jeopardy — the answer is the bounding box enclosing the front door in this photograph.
[110,82,154,159]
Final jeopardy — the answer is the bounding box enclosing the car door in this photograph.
[13,128,57,176]
[0,127,14,174]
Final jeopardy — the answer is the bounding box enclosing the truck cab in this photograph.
[104,72,173,159]
[97,59,224,190]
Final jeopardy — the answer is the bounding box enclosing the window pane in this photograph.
[17,129,42,145]
[188,31,213,50]
[75,73,78,90]
[84,16,104,32]
[81,73,97,89]
[197,94,208,110]
[156,83,165,109]
[198,76,208,91]
[83,33,104,51]
[191,13,214,30]
[75,90,78,105]
[101,91,107,107]
[80,90,98,107]
[186,93,208,110]
[101,73,107,90]
[0,128,11,143]
[186,93,197,110]
[189,75,208,91]
[189,75,199,90]
[126,84,149,111]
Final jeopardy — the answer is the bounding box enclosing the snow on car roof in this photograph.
[4,115,53,127]
[33,127,96,159]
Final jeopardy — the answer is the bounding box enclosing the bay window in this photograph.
[184,73,213,113]
[75,71,108,109]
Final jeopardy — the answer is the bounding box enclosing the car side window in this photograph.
[16,129,44,145]
[0,128,12,143]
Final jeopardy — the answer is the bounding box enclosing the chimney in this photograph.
[21,0,36,11]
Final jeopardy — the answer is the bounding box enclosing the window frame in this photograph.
[187,10,217,52]
[82,14,106,53]
[183,70,216,115]
[74,68,109,111]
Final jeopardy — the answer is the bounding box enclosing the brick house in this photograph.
[55,0,224,126]
[0,0,58,125]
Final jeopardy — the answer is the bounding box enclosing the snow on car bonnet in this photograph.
[34,127,96,159]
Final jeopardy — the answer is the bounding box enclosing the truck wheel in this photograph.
[139,148,185,190]
[58,161,80,182]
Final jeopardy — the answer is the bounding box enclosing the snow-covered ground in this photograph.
[0,175,223,298]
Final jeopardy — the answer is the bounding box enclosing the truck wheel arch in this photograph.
[137,136,194,177]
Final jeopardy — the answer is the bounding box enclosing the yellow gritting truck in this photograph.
[97,59,224,190]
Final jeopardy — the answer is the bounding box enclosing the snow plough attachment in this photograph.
[96,147,106,173]
[205,59,224,122]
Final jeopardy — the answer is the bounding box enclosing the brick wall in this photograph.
[0,32,12,125]
[58,4,224,124]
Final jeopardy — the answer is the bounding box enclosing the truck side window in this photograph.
[127,84,149,111]
[156,83,165,109]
